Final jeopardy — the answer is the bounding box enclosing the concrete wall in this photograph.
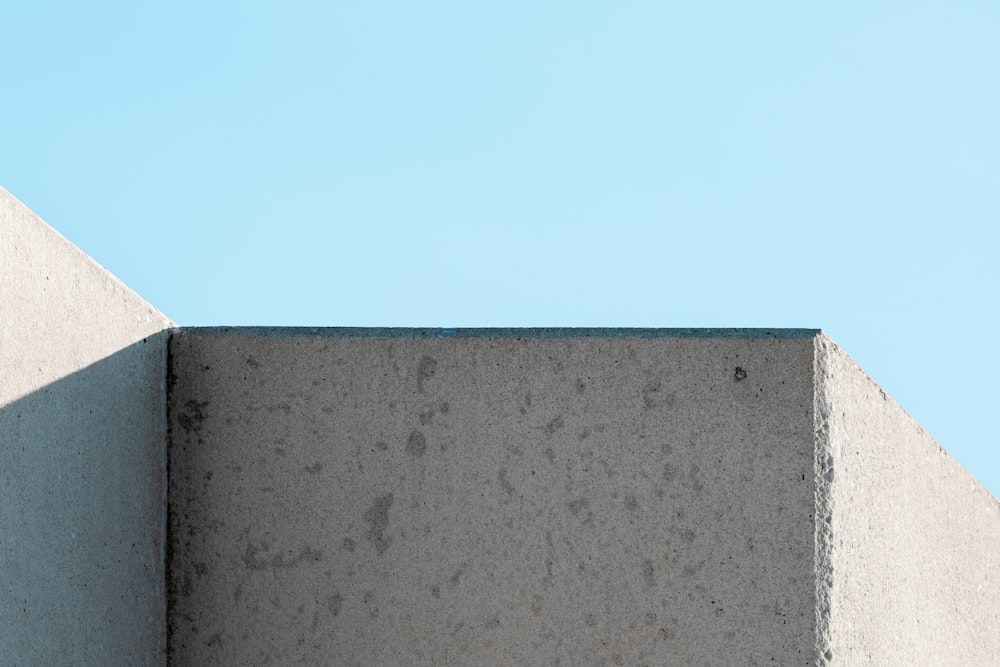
[0,188,174,665]
[816,335,1000,664]
[5,184,999,665]
[168,329,1000,666]
[167,329,820,666]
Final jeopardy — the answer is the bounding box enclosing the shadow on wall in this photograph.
[0,333,169,666]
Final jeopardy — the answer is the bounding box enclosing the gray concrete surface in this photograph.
[815,335,1000,664]
[6,185,999,665]
[167,329,821,665]
[168,329,1000,666]
[1,188,174,665]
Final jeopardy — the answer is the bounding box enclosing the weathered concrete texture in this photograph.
[0,188,174,665]
[167,330,820,665]
[8,184,999,666]
[816,335,1000,664]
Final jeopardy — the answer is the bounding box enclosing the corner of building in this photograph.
[811,332,836,666]
[813,332,1000,664]
[0,188,175,665]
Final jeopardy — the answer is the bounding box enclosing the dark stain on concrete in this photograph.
[341,537,356,552]
[642,558,656,589]
[688,464,705,493]
[734,367,747,381]
[543,415,564,436]
[304,462,323,474]
[498,468,515,495]
[247,355,262,368]
[362,590,379,619]
[450,562,468,587]
[568,497,596,525]
[531,593,544,616]
[417,356,437,393]
[643,380,661,408]
[243,542,324,570]
[543,530,555,580]
[177,399,209,434]
[431,585,441,599]
[624,494,639,511]
[328,592,343,617]
[406,430,427,457]
[364,493,394,555]
[682,560,705,577]
[544,447,556,464]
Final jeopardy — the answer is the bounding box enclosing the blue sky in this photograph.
[3,2,997,496]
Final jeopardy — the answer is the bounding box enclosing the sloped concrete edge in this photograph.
[816,332,1000,665]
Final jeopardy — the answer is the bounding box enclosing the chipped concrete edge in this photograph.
[813,333,835,666]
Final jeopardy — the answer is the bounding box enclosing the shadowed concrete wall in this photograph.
[167,329,1000,666]
[1,188,174,665]
[167,329,821,665]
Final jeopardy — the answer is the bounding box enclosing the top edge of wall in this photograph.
[0,186,176,329]
[176,327,822,339]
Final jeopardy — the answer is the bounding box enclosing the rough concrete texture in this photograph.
[815,335,1000,664]
[167,329,821,666]
[0,188,174,665]
[6,182,998,665]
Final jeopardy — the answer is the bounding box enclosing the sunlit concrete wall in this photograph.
[0,188,174,665]
[815,337,1000,664]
